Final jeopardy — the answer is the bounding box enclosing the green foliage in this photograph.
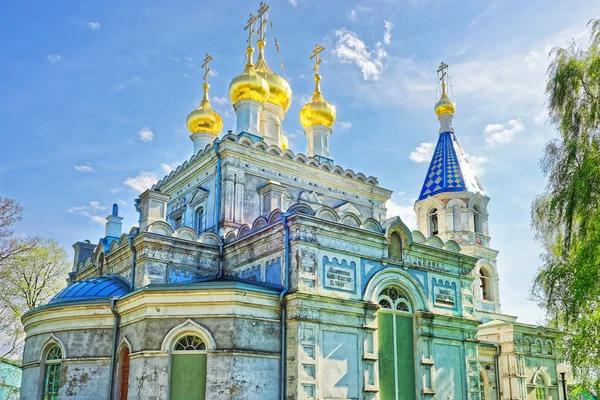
[532,19,600,394]
[0,198,70,358]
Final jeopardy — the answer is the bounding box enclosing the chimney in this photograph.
[72,240,95,271]
[105,204,123,238]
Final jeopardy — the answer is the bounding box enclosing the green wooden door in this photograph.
[395,314,415,400]
[378,311,416,400]
[169,354,207,400]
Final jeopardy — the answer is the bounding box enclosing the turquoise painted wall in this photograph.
[433,343,466,400]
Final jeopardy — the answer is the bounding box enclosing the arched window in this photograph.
[195,207,204,233]
[377,286,415,399]
[378,287,412,312]
[479,267,495,302]
[534,340,542,354]
[169,335,207,399]
[43,345,62,400]
[429,208,439,236]
[118,348,130,400]
[546,342,553,356]
[452,205,461,232]
[479,370,489,400]
[473,205,483,234]
[535,375,547,400]
[524,338,531,354]
[388,232,403,260]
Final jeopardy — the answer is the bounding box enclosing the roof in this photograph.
[418,131,485,201]
[49,275,130,304]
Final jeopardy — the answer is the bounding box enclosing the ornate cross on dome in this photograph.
[437,61,449,91]
[201,53,213,85]
[310,43,325,74]
[256,2,269,42]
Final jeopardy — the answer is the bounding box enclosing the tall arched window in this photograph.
[479,268,493,301]
[169,335,207,399]
[524,338,531,353]
[388,232,403,260]
[479,370,489,400]
[195,207,204,233]
[118,348,130,400]
[535,375,547,400]
[429,208,439,235]
[533,340,542,354]
[43,345,62,400]
[377,287,415,399]
[473,205,483,234]
[546,342,553,356]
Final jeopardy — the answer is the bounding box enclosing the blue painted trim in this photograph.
[322,256,357,293]
[238,132,264,142]
[314,155,334,165]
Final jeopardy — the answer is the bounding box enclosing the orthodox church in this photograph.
[20,4,560,400]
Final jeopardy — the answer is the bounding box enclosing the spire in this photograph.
[418,63,484,201]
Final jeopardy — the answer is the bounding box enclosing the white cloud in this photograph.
[68,201,108,225]
[484,119,524,146]
[182,73,191,79]
[213,96,228,105]
[349,6,370,22]
[383,20,393,45]
[110,187,124,194]
[465,154,488,176]
[288,0,297,6]
[385,193,417,230]
[339,121,352,129]
[47,54,62,63]
[138,127,154,142]
[160,162,180,174]
[114,76,142,92]
[88,22,100,30]
[74,164,93,172]
[208,69,218,77]
[409,142,434,163]
[124,171,157,192]
[333,28,387,81]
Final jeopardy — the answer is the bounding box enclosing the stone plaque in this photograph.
[434,285,456,307]
[324,262,355,292]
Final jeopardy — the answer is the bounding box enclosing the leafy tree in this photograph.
[0,198,70,358]
[532,19,600,394]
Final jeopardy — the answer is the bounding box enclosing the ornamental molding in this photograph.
[287,307,320,321]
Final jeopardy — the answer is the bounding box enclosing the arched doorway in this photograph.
[377,287,416,400]
[119,348,130,400]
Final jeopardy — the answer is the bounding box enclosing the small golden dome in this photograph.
[256,40,292,112]
[281,134,289,150]
[187,83,223,135]
[299,74,336,129]
[435,84,455,116]
[229,46,270,105]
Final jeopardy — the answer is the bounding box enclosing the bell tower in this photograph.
[414,63,503,320]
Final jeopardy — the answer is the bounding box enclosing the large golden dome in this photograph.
[435,84,455,116]
[229,46,270,105]
[255,40,292,112]
[299,74,336,129]
[187,83,223,135]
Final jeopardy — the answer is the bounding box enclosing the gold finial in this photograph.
[299,43,336,129]
[186,52,222,135]
[311,43,325,75]
[437,61,449,94]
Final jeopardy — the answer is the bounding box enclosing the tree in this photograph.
[0,198,70,358]
[531,19,600,394]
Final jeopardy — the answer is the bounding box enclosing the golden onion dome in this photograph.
[229,46,270,105]
[186,83,223,135]
[255,40,292,112]
[299,73,336,129]
[281,134,289,150]
[434,83,455,116]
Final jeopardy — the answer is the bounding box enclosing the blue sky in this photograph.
[1,0,598,324]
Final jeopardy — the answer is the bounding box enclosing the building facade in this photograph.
[20,5,560,400]
[0,359,21,400]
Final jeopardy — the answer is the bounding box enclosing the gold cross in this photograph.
[310,43,325,74]
[256,2,270,41]
[201,53,213,85]
[245,13,258,47]
[437,61,449,86]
